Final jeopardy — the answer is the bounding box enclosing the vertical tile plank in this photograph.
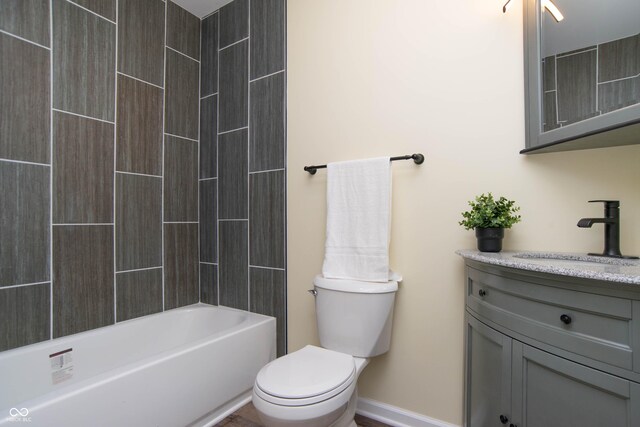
[117,0,165,87]
[201,13,219,96]
[53,112,114,223]
[200,263,218,305]
[200,95,218,178]
[52,0,116,121]
[164,136,198,222]
[167,0,200,61]
[0,33,50,164]
[116,74,164,175]
[116,268,163,321]
[250,73,285,171]
[219,0,248,48]
[250,267,285,356]
[116,174,163,271]
[219,221,248,310]
[0,162,50,286]
[0,284,50,351]
[0,0,50,47]
[164,223,199,309]
[250,171,285,268]
[250,0,285,80]
[219,41,248,132]
[53,225,114,337]
[199,179,218,263]
[165,49,199,140]
[218,129,248,219]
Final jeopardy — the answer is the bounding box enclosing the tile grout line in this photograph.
[161,0,168,312]
[63,0,117,25]
[166,45,200,63]
[164,221,199,224]
[250,265,285,271]
[52,108,115,125]
[219,36,248,52]
[116,266,163,274]
[52,223,113,226]
[199,176,217,181]
[200,91,218,100]
[0,158,50,167]
[117,71,164,90]
[2,281,51,290]
[249,168,285,175]
[49,0,54,341]
[249,69,285,83]
[116,170,163,178]
[200,261,218,266]
[218,218,248,221]
[164,132,199,143]
[0,28,51,50]
[598,73,640,85]
[112,0,119,323]
[218,126,248,135]
[595,46,599,113]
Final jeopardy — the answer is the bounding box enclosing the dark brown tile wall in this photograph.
[164,223,199,309]
[543,33,640,130]
[1,0,201,352]
[0,32,50,164]
[53,225,114,337]
[200,0,287,352]
[167,0,200,61]
[52,0,116,122]
[116,74,164,175]
[116,268,163,321]
[53,111,114,223]
[0,0,50,47]
[164,135,198,222]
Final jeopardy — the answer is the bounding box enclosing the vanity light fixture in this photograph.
[502,0,564,22]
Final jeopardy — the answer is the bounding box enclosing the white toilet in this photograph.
[252,274,399,427]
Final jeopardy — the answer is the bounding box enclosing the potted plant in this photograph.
[459,193,521,252]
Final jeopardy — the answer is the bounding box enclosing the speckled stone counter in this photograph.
[456,250,640,285]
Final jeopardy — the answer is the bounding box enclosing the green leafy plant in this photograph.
[459,193,521,230]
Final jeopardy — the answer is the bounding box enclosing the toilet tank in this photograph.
[313,275,399,358]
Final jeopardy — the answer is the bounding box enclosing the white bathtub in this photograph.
[0,304,276,427]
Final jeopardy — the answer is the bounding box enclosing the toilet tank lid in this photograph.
[313,275,399,293]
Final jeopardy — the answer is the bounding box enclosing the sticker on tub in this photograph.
[49,348,73,385]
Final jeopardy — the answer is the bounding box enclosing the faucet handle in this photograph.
[588,200,619,208]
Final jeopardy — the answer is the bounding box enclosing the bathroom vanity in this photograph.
[457,250,640,427]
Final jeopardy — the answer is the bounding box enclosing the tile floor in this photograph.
[215,403,391,427]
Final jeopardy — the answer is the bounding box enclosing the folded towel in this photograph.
[322,157,392,282]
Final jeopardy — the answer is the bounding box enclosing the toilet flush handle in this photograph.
[308,289,318,297]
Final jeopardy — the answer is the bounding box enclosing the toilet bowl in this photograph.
[252,275,399,427]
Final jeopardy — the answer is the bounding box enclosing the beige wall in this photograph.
[287,1,640,425]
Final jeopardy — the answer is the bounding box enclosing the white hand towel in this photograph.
[322,157,391,282]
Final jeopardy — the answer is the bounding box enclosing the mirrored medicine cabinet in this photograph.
[522,0,640,154]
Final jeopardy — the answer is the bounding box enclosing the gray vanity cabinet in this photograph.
[511,342,640,427]
[464,260,640,427]
[465,316,512,427]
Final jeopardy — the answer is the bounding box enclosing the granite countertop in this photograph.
[456,250,640,285]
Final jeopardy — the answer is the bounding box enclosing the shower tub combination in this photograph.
[0,304,275,427]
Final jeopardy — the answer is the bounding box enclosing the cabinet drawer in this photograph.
[466,266,634,370]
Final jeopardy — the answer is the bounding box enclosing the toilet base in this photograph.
[328,388,358,427]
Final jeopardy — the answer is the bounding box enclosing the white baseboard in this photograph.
[356,397,460,427]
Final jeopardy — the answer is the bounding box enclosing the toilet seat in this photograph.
[254,345,356,407]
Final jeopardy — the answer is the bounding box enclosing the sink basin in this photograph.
[512,252,637,267]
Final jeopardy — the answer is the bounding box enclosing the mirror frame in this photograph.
[522,0,640,154]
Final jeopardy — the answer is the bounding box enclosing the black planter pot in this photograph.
[475,227,504,252]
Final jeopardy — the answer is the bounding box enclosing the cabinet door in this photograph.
[512,342,640,427]
[465,315,512,427]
